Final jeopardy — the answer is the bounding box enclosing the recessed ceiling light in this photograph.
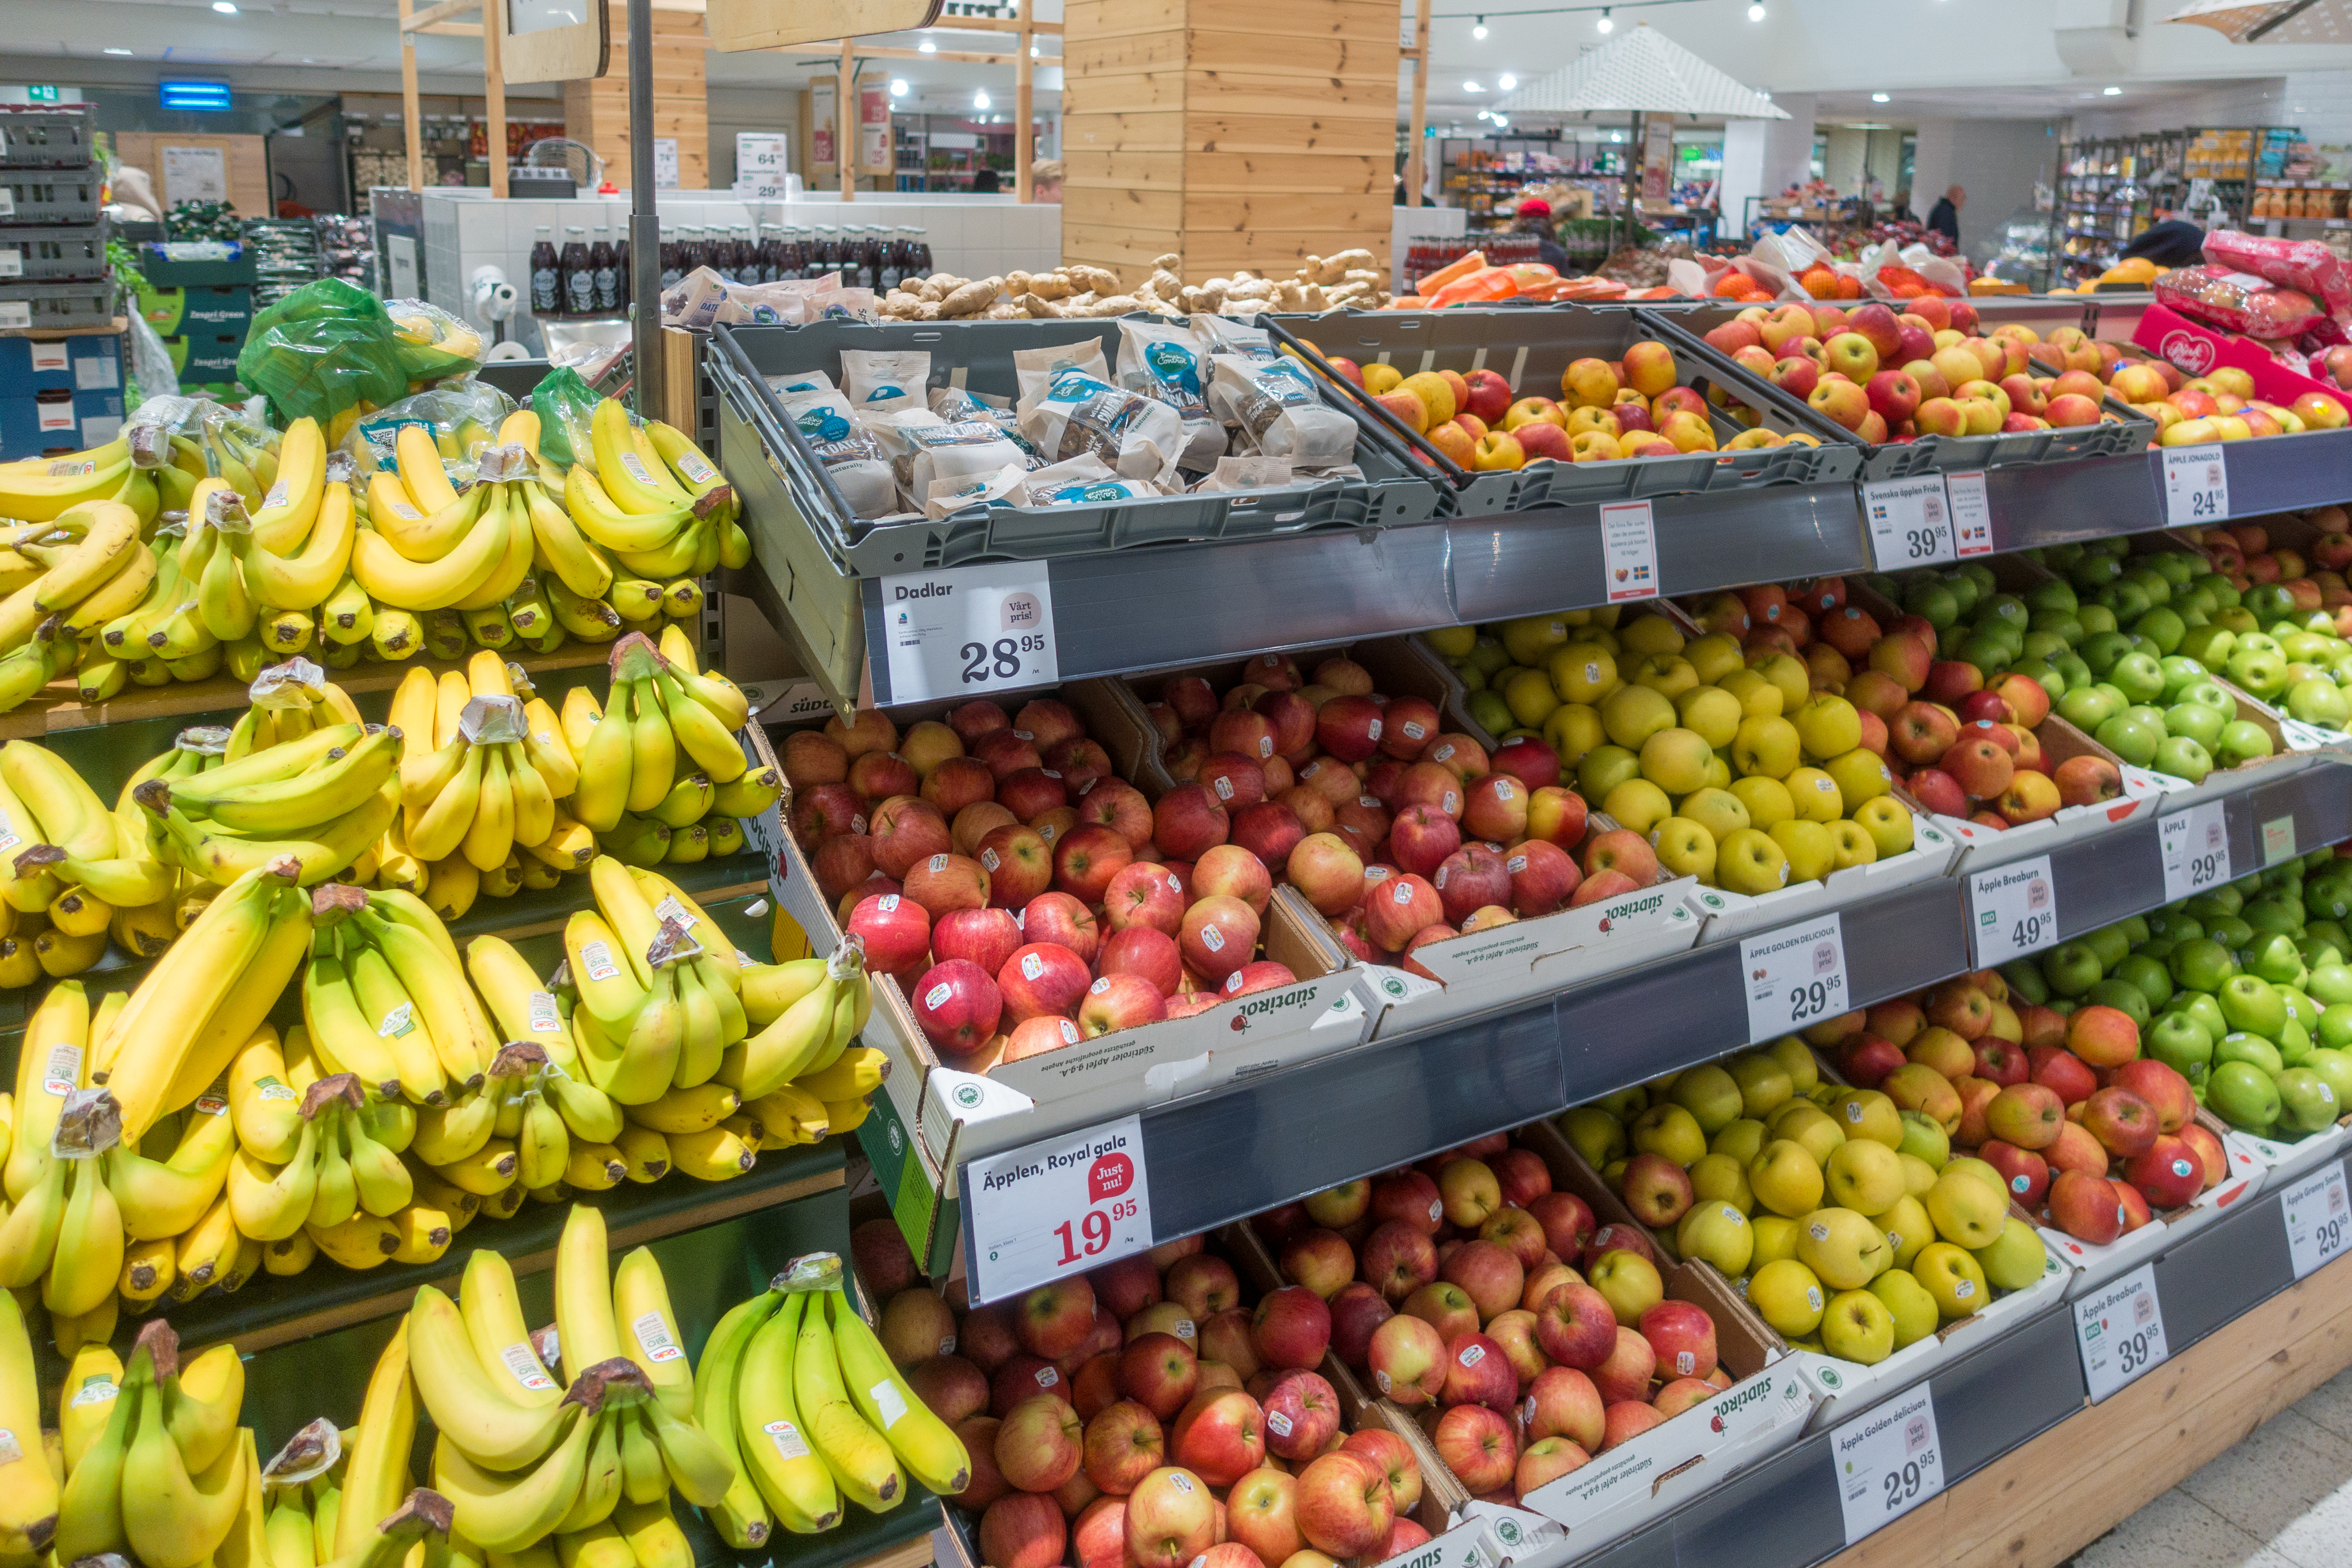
[889,78,907,95]
[1871,92,1890,103]
[973,89,989,108]
[2104,85,2122,95]
[103,46,132,53]
[211,3,238,13]
[1498,72,1516,90]
[1463,79,1483,92]
[917,37,934,51]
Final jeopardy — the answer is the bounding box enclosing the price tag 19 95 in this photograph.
[1833,1386,1945,1545]
[2282,1162,2352,1280]
[2158,799,2231,903]
[878,559,1056,705]
[964,1116,1152,1306]
[2162,442,2230,527]
[1862,476,1956,569]
[1740,913,1847,1044]
[2076,1264,2168,1404]
[1970,854,2057,966]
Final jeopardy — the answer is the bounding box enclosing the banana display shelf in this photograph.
[0,657,775,1037]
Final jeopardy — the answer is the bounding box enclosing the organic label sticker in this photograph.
[378,1004,416,1039]
[582,941,621,982]
[500,1343,556,1392]
[764,1419,810,1459]
[45,1044,80,1096]
[632,1311,685,1363]
[654,895,696,928]
[255,1076,299,1102]
[870,1381,909,1428]
[68,1376,116,1408]
[528,991,562,1033]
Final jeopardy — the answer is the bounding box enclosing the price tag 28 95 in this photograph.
[2282,1162,2352,1280]
[2076,1264,2168,1404]
[1740,913,1847,1044]
[1862,477,1956,568]
[2162,442,2229,527]
[1970,854,2057,966]
[1833,1387,1945,1545]
[963,1116,1153,1305]
[878,559,1058,705]
[2158,800,2231,904]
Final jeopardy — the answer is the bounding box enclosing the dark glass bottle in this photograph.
[814,224,839,273]
[658,227,683,291]
[911,226,934,275]
[615,231,631,308]
[735,226,759,281]
[879,226,904,290]
[528,224,559,315]
[589,225,618,311]
[559,225,593,316]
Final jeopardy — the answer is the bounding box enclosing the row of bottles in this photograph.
[528,224,631,317]
[528,218,940,317]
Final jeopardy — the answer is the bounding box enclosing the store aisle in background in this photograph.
[2070,1363,2352,1568]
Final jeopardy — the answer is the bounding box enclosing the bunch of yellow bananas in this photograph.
[407,1207,730,1559]
[698,1252,968,1544]
[564,399,748,592]
[0,490,160,710]
[268,1478,459,1568]
[565,629,764,869]
[383,653,588,917]
[52,1317,258,1568]
[0,737,179,988]
[129,710,401,890]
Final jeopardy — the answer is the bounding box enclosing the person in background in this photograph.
[971,167,1002,194]
[1926,184,1964,243]
[1030,159,1064,203]
[2120,216,2206,266]
[1513,197,1571,272]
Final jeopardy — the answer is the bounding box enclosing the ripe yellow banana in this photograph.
[792,1280,903,1512]
[407,1286,574,1471]
[612,1248,694,1419]
[826,1286,971,1495]
[732,1292,839,1533]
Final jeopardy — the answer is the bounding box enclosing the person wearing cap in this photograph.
[1513,197,1572,272]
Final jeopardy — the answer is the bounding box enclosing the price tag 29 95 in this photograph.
[2076,1264,2168,1404]
[964,1116,1153,1305]
[2282,1162,2352,1280]
[1970,854,2057,966]
[2158,800,2231,903]
[1862,476,1956,569]
[1740,913,1847,1044]
[2162,442,2229,527]
[878,559,1057,705]
[1833,1387,1945,1545]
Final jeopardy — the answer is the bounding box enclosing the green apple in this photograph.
[2178,623,2236,668]
[1896,1111,1950,1170]
[2304,1047,2352,1109]
[2135,608,2187,655]
[2208,914,2256,952]
[2170,938,2238,994]
[2077,604,2120,636]
[1868,1270,1941,1351]
[2227,648,2290,698]
[1590,1249,1665,1325]
[2157,655,2208,700]
[2220,974,2289,1037]
[2094,713,2163,767]
[2147,1012,2215,1078]
[2079,631,2133,677]
[2086,978,2151,1030]
[2084,924,2132,971]
[2163,700,2227,748]
[2216,1031,2284,1077]
[2246,583,2298,623]
[2109,651,2167,702]
[2053,653,2093,690]
[1972,1219,2051,1292]
[2178,991,2229,1039]
[1906,579,1960,629]
[2246,895,2305,935]
[2280,1017,2314,1068]
[1748,1258,1826,1338]
[1677,1201,1756,1275]
[2322,1005,2352,1051]
[2312,963,2352,1009]
[2111,953,2174,1010]
[2276,1068,2341,1134]
[2287,678,2352,729]
[2056,685,2120,730]
[2041,940,2105,998]
[1819,1288,1897,1365]
[2247,933,2308,987]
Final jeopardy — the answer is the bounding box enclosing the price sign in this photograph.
[2262,815,2298,866]
[1944,470,1994,557]
[2162,442,2230,526]
[1970,854,2058,965]
[2282,1162,2352,1280]
[2158,799,2231,903]
[1862,476,1955,569]
[878,559,1057,705]
[1740,913,1848,1044]
[1599,500,1658,603]
[2075,1264,2168,1403]
[1833,1386,1945,1545]
[964,1116,1152,1305]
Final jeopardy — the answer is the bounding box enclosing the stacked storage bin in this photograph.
[130,241,258,397]
[0,103,123,458]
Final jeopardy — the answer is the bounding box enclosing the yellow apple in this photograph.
[1941,1157,2008,1203]
[1924,1169,2006,1249]
[1631,653,1701,701]
[1672,1063,1744,1133]
[1630,1102,1707,1166]
[1782,767,1845,824]
[1793,693,1862,759]
[1717,668,1785,719]
[1729,775,1796,829]
[1868,1268,1941,1349]
[1685,633,1746,684]
[1770,1036,1822,1093]
[1690,1152,1755,1213]
[1751,1214,1802,1268]
[1747,1139,1827,1218]
[1675,684,1744,748]
[1732,716,1803,780]
[1543,702,1607,767]
[1558,1106,1628,1169]
[1652,816,1717,883]
[1677,1201,1755,1276]
[1825,1139,1908,1216]
[1726,1054,1794,1120]
[1972,1217,2049,1291]
[1749,650,1811,712]
[1602,778,1673,836]
[1711,1116,1770,1165]
[1878,1193,1935,1269]
[1546,644,1619,705]
[1854,795,1915,858]
[1912,1242,1990,1318]
[1824,747,1894,810]
[1577,744,1643,804]
[1773,1103,1845,1165]
[1716,827,1791,894]
[1828,820,1880,869]
[1748,1258,1827,1337]
[1681,787,1752,844]
[1503,668,1561,728]
[1820,1287,1896,1364]
[1770,819,1839,885]
[1797,1207,1889,1290]
[1639,728,1715,795]
[1701,752,1734,790]
[1601,684,1677,750]
[1828,1088,1904,1149]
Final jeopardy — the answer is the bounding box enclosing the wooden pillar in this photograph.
[483,0,509,197]
[1015,23,1033,201]
[1405,0,1429,209]
[1060,0,1403,279]
[838,41,856,200]
[563,4,708,191]
[399,0,424,190]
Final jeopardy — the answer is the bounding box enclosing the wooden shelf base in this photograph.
[1830,1247,2352,1568]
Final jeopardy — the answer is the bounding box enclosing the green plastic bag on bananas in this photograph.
[342,382,518,486]
[528,365,603,474]
[383,296,489,384]
[236,278,411,428]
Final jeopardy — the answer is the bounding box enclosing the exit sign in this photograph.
[26,87,58,103]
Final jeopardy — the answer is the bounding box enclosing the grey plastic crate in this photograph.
[710,315,1442,578]
[1641,306,2157,479]
[0,277,117,331]
[0,167,101,226]
[1269,305,1864,514]
[0,106,94,168]
[0,219,106,281]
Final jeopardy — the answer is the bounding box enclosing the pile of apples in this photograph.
[1345,338,1817,472]
[2183,507,2352,628]
[779,695,1302,1064]
[2001,858,2352,1143]
[1559,1036,2049,1366]
[1143,652,1643,979]
[1257,1135,1740,1502]
[850,1216,1434,1568]
[2052,332,2352,441]
[1695,296,2132,445]
[1428,603,1919,895]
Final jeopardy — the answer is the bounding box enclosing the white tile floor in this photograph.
[2067,1364,2352,1568]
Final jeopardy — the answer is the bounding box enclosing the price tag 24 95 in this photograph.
[1833,1387,1945,1545]
[2282,1162,2352,1280]
[2159,800,2231,903]
[963,1116,1153,1305]
[2076,1264,2168,1404]
[2162,442,2229,527]
[1740,913,1847,1044]
[1970,854,2057,966]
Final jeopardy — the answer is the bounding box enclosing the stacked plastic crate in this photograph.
[0,103,124,458]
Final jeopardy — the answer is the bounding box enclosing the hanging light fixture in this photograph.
[1596,8,1614,32]
[1472,14,1488,37]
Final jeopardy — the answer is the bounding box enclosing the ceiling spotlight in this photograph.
[973,89,990,108]
[2104,84,2123,95]
[1476,109,1492,121]
[1464,79,1483,92]
[1748,2,1766,17]
[917,36,935,50]
[1596,8,1613,31]
[211,3,238,13]
[103,45,132,52]
[1030,42,1039,54]
[1611,130,1622,142]
[1871,91,1890,103]
[1472,14,1487,36]
[889,78,907,95]
[1492,115,1509,128]
[1498,72,1516,89]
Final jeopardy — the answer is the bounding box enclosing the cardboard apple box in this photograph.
[2230,1115,2352,1185]
[2131,300,2352,410]
[2110,676,2320,812]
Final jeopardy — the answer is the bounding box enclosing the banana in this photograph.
[793,1280,904,1512]
[60,539,158,633]
[612,1124,670,1183]
[615,1403,665,1506]
[438,1136,520,1197]
[248,473,357,610]
[249,417,325,552]
[346,1108,415,1217]
[468,934,577,1058]
[554,1204,623,1383]
[458,1250,562,1407]
[337,1332,417,1560]
[610,1499,691,1568]
[506,743,556,853]
[121,1323,247,1568]
[733,1291,838,1534]
[665,1124,755,1181]
[791,1045,888,1102]
[368,475,486,563]
[351,497,512,612]
[622,683,676,814]
[555,1516,635,1568]
[397,425,462,515]
[517,1089,568,1192]
[144,779,394,888]
[167,1188,239,1298]
[745,1086,827,1147]
[226,1110,320,1241]
[651,667,748,782]
[60,1342,122,1471]
[121,1234,175,1302]
[721,962,840,1102]
[552,1406,621,1536]
[55,1319,135,1561]
[456,489,537,614]
[520,482,614,599]
[738,957,829,1026]
[827,1286,970,1494]
[228,1025,307,1162]
[408,1287,574,1471]
[4,740,119,859]
[305,949,424,1103]
[165,1340,245,1473]
[358,907,494,1087]
[564,465,694,556]
[159,723,401,836]
[321,572,376,643]
[645,420,736,518]
[563,1143,625,1190]
[464,745,516,872]
[564,911,648,1029]
[611,1248,694,1420]
[692,1291,780,1545]
[0,1287,57,1558]
[410,1088,498,1166]
[105,1093,235,1238]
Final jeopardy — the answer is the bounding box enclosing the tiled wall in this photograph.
[414,190,1063,350]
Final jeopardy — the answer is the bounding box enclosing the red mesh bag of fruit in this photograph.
[2200,229,2352,316]
[2152,265,2328,338]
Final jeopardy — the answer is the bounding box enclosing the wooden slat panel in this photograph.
[1063,32,1189,76]
[1183,230,1391,271]
[1060,71,1186,113]
[1182,194,1391,232]
[1184,0,1402,38]
[1062,0,1186,37]
[1060,222,1186,269]
[1061,111,1187,152]
[1183,152,1389,194]
[1064,150,1185,189]
[1187,114,1394,154]
[1183,31,1396,78]
[1184,72,1398,117]
[1068,187,1186,229]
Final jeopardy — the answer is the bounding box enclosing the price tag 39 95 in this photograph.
[2282,1162,2352,1280]
[1862,477,1957,568]
[1970,854,2057,966]
[2076,1264,2168,1404]
[1833,1387,1945,1545]
[964,1115,1153,1305]
[2158,800,2231,904]
[1740,913,1847,1044]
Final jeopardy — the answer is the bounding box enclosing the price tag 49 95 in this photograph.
[2076,1264,2168,1404]
[878,558,1057,705]
[1740,913,1847,1044]
[2158,800,2231,903]
[963,1116,1153,1305]
[1833,1387,1945,1545]
[1970,854,2057,966]
[2282,1162,2352,1280]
